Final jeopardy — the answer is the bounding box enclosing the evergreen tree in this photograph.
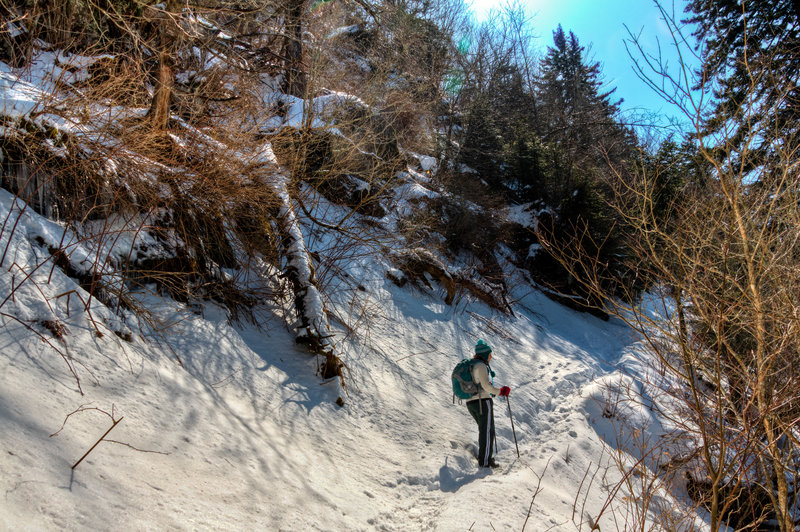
[537,25,625,201]
[459,60,533,192]
[459,93,505,188]
[529,25,638,306]
[686,0,800,174]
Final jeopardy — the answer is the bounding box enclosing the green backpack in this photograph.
[451,359,480,400]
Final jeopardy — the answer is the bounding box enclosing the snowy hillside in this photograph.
[0,185,705,531]
[0,8,717,530]
[3,0,799,528]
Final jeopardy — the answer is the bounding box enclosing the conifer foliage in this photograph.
[686,0,800,172]
[529,26,636,308]
[537,25,626,199]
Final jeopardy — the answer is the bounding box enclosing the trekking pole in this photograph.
[506,396,520,458]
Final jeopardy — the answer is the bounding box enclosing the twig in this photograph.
[0,194,30,268]
[573,460,597,524]
[72,416,124,470]
[579,462,603,531]
[105,440,169,455]
[50,405,110,437]
[210,372,237,388]
[52,404,168,463]
[522,456,551,532]
[55,289,104,337]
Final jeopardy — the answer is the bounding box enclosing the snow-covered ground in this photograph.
[0,44,708,531]
[0,185,703,531]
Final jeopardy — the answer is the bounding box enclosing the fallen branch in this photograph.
[72,416,124,470]
[51,405,169,467]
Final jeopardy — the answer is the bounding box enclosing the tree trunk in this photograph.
[149,49,174,129]
[259,143,346,403]
[281,1,308,98]
[720,170,793,532]
[147,0,180,130]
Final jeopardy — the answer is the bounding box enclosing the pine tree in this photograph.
[530,26,638,306]
[459,93,504,187]
[537,25,624,200]
[686,0,800,173]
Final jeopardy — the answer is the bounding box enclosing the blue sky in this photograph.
[469,0,698,131]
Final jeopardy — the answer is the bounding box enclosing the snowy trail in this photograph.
[0,187,693,530]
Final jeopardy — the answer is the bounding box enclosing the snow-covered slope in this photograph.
[0,185,703,531]
[0,38,708,531]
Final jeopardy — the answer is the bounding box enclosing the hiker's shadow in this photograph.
[438,456,491,492]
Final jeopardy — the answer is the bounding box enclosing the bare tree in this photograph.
[539,3,800,529]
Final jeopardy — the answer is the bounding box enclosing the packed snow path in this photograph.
[0,189,684,530]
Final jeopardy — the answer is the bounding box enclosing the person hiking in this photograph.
[467,339,510,468]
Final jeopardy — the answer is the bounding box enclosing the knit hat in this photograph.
[474,339,492,361]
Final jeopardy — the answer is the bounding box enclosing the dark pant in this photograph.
[467,398,495,466]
